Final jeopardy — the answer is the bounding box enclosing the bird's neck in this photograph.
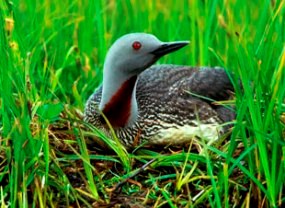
[99,69,138,128]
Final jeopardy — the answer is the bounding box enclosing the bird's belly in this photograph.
[149,123,222,145]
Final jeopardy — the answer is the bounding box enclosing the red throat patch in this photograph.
[102,76,138,128]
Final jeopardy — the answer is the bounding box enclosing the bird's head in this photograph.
[104,33,189,76]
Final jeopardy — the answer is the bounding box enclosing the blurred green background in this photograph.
[0,0,284,207]
[4,0,284,107]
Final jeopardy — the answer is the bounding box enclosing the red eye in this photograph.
[132,41,142,50]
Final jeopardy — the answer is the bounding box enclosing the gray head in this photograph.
[104,33,189,77]
[99,33,189,127]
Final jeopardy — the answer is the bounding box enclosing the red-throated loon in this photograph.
[84,33,234,149]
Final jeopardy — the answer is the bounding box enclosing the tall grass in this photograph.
[0,0,284,207]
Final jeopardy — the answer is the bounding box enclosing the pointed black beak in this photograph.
[151,41,189,57]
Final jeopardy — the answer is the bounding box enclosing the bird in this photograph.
[84,33,235,149]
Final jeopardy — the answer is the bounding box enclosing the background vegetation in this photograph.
[0,0,284,207]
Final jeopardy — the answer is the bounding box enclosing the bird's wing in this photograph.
[137,65,235,124]
[178,67,234,101]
